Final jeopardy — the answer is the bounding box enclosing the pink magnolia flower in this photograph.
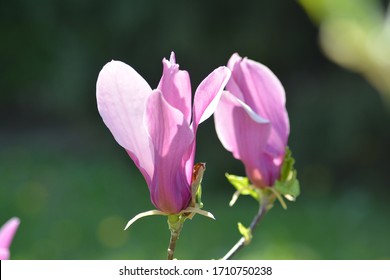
[97,52,231,214]
[0,217,20,260]
[214,53,289,188]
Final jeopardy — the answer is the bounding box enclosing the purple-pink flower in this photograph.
[97,52,231,214]
[0,217,20,260]
[214,53,289,188]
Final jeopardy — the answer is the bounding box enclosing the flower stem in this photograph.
[167,215,184,260]
[167,228,180,260]
[221,200,268,260]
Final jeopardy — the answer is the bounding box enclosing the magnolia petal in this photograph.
[192,66,231,131]
[0,248,9,260]
[187,66,231,185]
[228,54,289,157]
[215,91,273,187]
[214,92,239,155]
[0,217,20,260]
[0,217,20,248]
[124,210,167,230]
[215,91,270,157]
[225,53,245,101]
[158,52,192,124]
[97,60,154,182]
[145,90,194,214]
[227,53,241,70]
[231,93,269,124]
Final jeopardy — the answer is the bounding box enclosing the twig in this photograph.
[167,229,180,260]
[221,201,268,260]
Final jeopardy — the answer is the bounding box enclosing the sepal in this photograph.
[274,147,300,201]
[225,147,299,209]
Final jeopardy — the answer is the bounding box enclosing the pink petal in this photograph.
[0,217,20,260]
[192,66,231,132]
[188,66,230,184]
[214,91,274,187]
[227,53,242,73]
[158,52,192,124]
[145,89,194,214]
[96,60,154,183]
[0,249,8,260]
[228,54,289,157]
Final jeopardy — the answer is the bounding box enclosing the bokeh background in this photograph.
[1,0,389,259]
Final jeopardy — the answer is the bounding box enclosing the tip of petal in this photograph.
[169,51,176,64]
[162,52,179,71]
[7,217,20,226]
[1,217,20,232]
[228,53,243,69]
[0,217,20,251]
[0,248,10,260]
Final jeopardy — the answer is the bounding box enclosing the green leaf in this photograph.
[225,173,250,191]
[225,173,259,204]
[237,222,252,245]
[274,147,300,200]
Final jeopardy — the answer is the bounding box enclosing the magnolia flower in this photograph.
[0,217,20,260]
[97,52,231,214]
[214,53,289,188]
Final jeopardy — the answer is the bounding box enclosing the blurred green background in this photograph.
[1,0,389,260]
